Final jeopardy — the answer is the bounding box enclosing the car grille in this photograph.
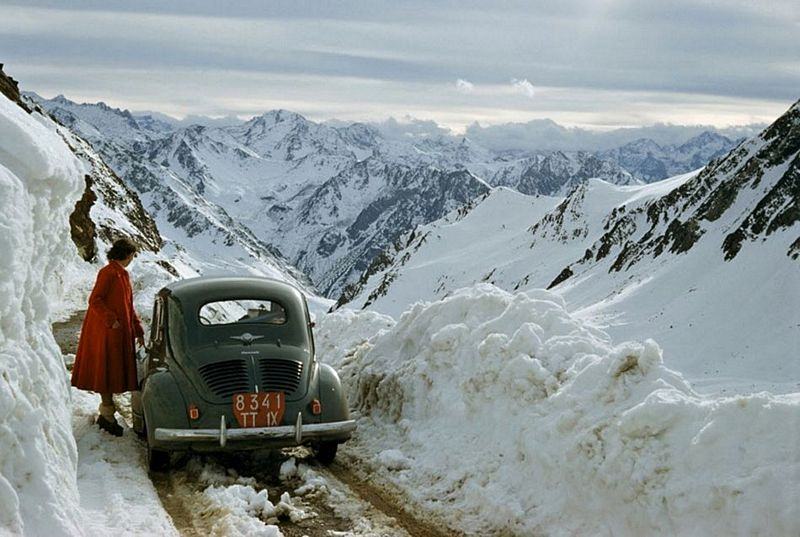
[198,359,250,399]
[258,359,303,394]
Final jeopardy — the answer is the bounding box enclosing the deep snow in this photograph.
[318,286,800,536]
[0,97,86,535]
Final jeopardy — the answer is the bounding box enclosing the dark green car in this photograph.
[132,276,355,470]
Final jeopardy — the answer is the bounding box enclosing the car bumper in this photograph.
[153,412,356,448]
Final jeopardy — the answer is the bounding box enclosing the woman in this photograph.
[71,238,145,436]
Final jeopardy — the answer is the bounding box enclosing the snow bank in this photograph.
[0,98,85,533]
[320,285,800,536]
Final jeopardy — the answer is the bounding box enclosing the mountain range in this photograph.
[335,100,800,393]
[28,92,742,297]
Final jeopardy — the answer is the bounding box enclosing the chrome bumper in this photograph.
[153,413,356,447]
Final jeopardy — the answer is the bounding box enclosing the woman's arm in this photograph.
[88,268,118,328]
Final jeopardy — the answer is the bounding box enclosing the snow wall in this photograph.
[318,285,800,536]
[0,97,85,534]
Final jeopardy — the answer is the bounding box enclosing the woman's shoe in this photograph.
[97,415,123,437]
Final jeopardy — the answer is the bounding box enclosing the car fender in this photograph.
[142,369,190,446]
[317,363,350,423]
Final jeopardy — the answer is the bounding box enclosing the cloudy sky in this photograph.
[1,0,797,131]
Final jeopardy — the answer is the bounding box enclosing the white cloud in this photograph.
[370,116,453,140]
[511,78,536,99]
[455,78,475,94]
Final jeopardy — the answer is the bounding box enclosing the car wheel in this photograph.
[132,413,146,440]
[147,446,170,472]
[315,441,338,465]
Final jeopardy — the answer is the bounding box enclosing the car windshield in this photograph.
[199,299,287,326]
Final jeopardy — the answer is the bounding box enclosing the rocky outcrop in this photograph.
[0,64,28,111]
[68,174,98,261]
[56,127,163,257]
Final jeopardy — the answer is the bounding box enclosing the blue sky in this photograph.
[1,0,797,130]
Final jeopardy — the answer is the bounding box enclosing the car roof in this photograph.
[161,276,306,309]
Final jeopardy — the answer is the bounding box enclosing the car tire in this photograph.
[316,441,338,465]
[147,446,170,472]
[132,413,146,440]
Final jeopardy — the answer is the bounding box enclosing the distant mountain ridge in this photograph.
[599,131,738,182]
[27,92,743,296]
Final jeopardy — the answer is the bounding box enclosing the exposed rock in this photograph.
[547,266,574,289]
[0,64,28,112]
[69,174,98,261]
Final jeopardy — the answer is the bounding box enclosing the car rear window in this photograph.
[199,299,287,326]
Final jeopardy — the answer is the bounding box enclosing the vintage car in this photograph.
[132,276,355,470]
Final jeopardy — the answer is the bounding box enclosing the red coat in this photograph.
[71,261,144,393]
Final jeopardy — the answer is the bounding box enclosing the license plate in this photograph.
[232,392,285,428]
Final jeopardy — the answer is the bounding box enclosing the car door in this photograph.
[143,296,166,379]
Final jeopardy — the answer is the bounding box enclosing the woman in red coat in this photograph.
[71,238,145,436]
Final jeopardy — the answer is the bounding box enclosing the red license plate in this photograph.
[232,392,285,428]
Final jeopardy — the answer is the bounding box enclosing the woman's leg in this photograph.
[99,393,116,420]
[98,392,123,436]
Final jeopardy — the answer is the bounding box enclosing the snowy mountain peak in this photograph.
[683,130,730,145]
[248,108,308,127]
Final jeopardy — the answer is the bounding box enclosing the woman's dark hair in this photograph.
[107,238,138,261]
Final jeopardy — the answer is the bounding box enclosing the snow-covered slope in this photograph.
[334,187,561,311]
[0,80,84,536]
[29,94,738,297]
[337,101,800,392]
[319,287,800,536]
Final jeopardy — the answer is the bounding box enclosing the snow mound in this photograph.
[316,308,395,367]
[200,483,284,537]
[321,285,800,536]
[0,98,85,534]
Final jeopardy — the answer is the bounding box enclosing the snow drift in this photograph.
[0,98,84,533]
[319,286,800,536]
